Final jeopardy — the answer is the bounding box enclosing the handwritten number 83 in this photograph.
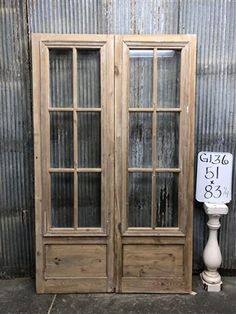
[204,185,222,199]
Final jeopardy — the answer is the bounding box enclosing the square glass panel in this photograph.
[157,50,180,108]
[77,49,100,108]
[78,172,101,227]
[50,112,73,168]
[129,113,152,168]
[51,172,74,227]
[156,113,179,168]
[78,112,101,168]
[128,172,152,227]
[156,173,178,227]
[49,48,73,107]
[129,50,153,108]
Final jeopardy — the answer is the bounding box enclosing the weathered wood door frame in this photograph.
[115,35,196,293]
[32,34,115,293]
[32,34,196,293]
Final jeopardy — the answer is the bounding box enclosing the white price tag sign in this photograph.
[196,152,233,204]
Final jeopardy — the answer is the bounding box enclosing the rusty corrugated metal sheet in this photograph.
[0,0,236,277]
[0,0,34,277]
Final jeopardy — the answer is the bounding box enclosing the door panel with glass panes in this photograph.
[115,35,196,293]
[32,34,196,293]
[33,34,114,293]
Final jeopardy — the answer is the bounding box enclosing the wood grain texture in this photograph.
[33,34,196,294]
[43,278,107,293]
[116,34,196,293]
[73,47,78,229]
[123,245,184,277]
[114,35,123,292]
[102,35,115,292]
[45,244,106,277]
[32,34,44,293]
[121,277,186,293]
[33,34,115,293]
[151,48,157,229]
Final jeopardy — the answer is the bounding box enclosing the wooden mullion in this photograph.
[73,48,78,229]
[128,168,152,172]
[128,108,181,112]
[129,108,154,112]
[157,108,181,112]
[151,49,157,229]
[49,168,74,173]
[77,168,102,172]
[76,108,101,112]
[49,168,102,173]
[155,168,181,173]
[49,107,73,111]
[128,167,181,173]
[49,167,180,173]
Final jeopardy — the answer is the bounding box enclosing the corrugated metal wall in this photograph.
[0,0,34,277]
[0,0,235,277]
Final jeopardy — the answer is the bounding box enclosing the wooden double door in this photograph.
[32,34,196,293]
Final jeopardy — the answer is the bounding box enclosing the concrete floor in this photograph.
[0,276,235,314]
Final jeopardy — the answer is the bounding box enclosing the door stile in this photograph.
[121,42,129,236]
[114,35,121,292]
[180,38,196,292]
[32,34,44,293]
[40,42,51,233]
[102,35,115,292]
[100,44,106,233]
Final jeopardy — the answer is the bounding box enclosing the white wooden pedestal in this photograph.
[201,203,228,292]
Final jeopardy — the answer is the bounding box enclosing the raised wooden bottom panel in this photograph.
[123,244,184,277]
[37,244,109,293]
[121,244,186,293]
[45,244,107,278]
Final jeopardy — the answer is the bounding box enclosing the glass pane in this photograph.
[78,173,101,227]
[157,113,179,168]
[128,172,152,227]
[157,50,180,108]
[51,173,74,227]
[78,112,101,168]
[129,50,153,108]
[129,113,152,168]
[50,112,73,168]
[77,49,100,108]
[49,49,73,107]
[156,173,178,227]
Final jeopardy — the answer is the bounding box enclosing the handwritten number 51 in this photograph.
[205,166,219,179]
